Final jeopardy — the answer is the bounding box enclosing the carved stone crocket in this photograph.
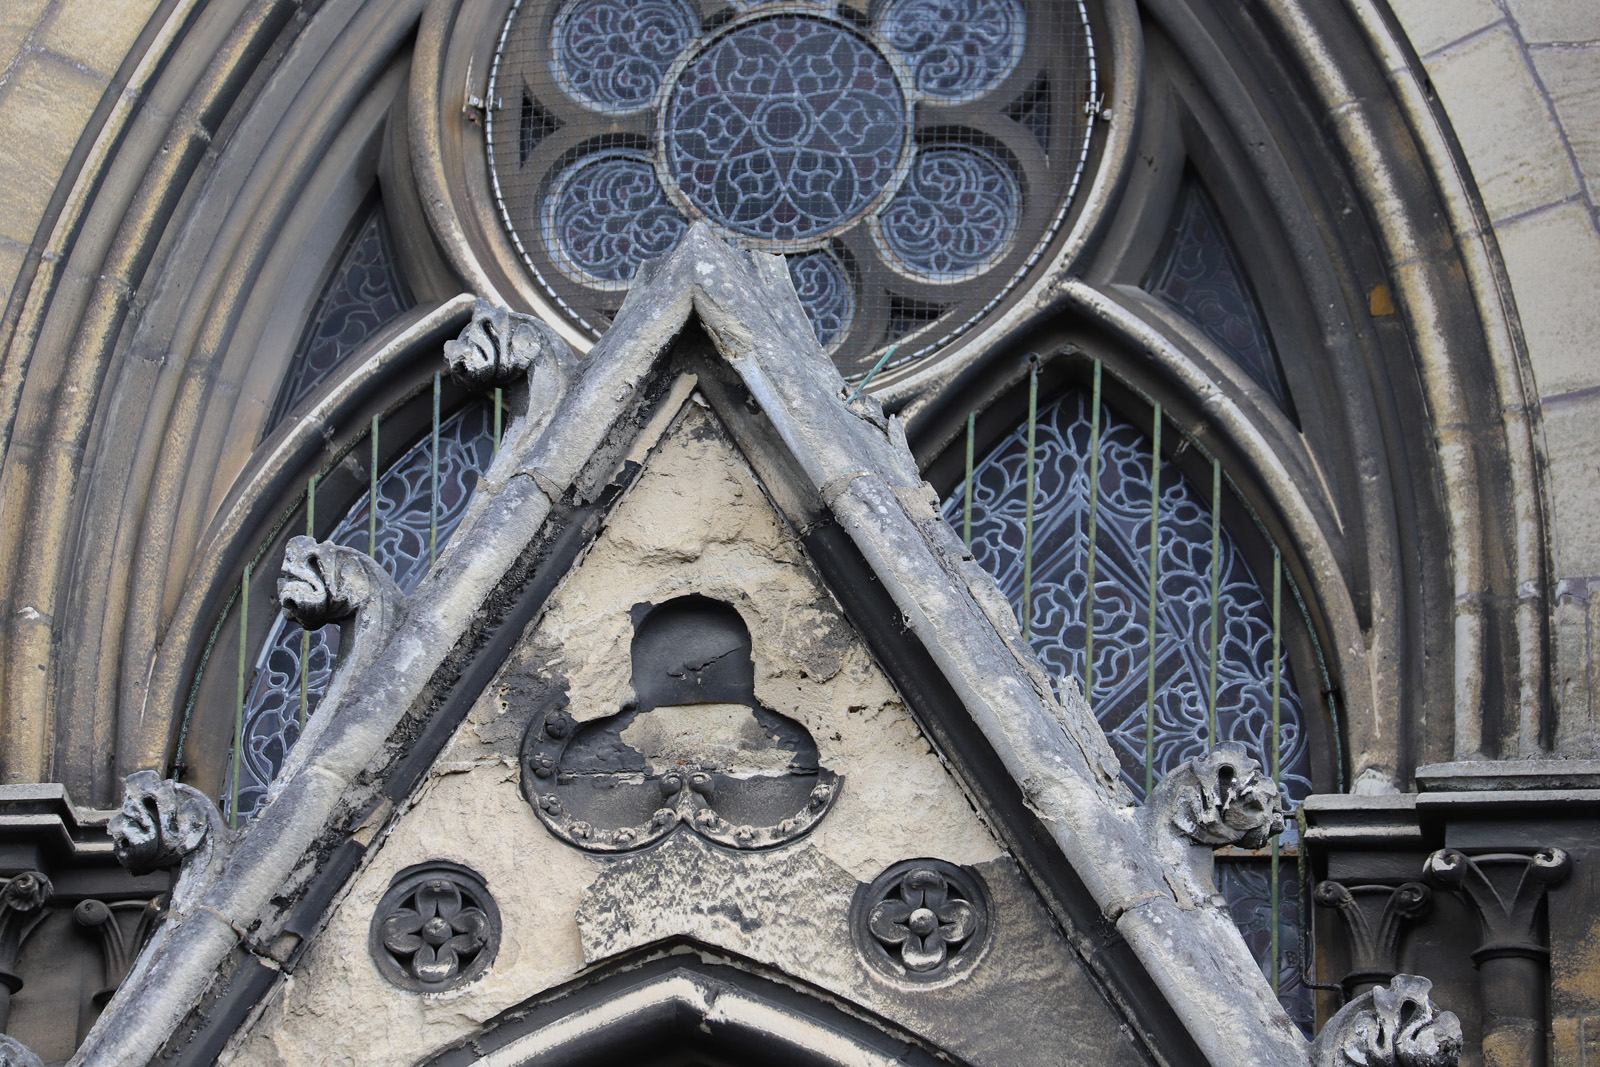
[1142,742,1286,908]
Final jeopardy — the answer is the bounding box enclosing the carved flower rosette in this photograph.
[853,860,989,982]
[369,863,500,992]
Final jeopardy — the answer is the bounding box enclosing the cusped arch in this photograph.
[419,960,961,1067]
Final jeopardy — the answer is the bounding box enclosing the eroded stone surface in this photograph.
[226,401,1144,1066]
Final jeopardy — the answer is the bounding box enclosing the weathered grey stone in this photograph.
[82,226,1317,1067]
[1309,975,1462,1067]
[1144,743,1286,907]
[107,771,230,910]
[0,1034,43,1067]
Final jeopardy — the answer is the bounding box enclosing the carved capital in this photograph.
[0,871,52,994]
[1424,848,1570,963]
[1313,881,1433,996]
[109,772,227,880]
[278,537,401,631]
[444,299,574,390]
[1311,975,1463,1067]
[74,897,162,1008]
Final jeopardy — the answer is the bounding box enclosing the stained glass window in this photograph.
[268,201,410,429]
[1149,177,1292,412]
[224,401,497,821]
[944,388,1313,1032]
[486,0,1096,374]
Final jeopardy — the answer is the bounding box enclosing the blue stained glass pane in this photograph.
[878,145,1020,280]
[946,391,1315,1029]
[225,401,497,822]
[543,151,688,288]
[786,249,854,348]
[662,14,910,245]
[269,204,408,429]
[878,0,1025,101]
[551,0,698,113]
[1216,859,1315,1036]
[1150,178,1291,411]
[942,390,1312,808]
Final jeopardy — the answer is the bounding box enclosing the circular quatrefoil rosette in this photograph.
[486,0,1097,375]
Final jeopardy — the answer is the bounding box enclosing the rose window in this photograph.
[487,0,1097,374]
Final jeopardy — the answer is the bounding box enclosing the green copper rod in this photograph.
[300,473,316,730]
[1022,359,1039,641]
[231,561,251,829]
[846,345,897,403]
[1270,548,1283,994]
[1084,360,1102,701]
[430,372,441,566]
[1207,457,1222,743]
[493,386,503,457]
[1144,403,1162,798]
[962,411,976,549]
[369,415,379,558]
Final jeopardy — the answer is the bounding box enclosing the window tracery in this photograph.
[268,201,411,430]
[485,0,1096,370]
[225,401,497,821]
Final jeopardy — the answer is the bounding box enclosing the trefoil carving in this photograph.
[521,597,840,853]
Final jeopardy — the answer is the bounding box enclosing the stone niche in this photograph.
[225,400,1145,1067]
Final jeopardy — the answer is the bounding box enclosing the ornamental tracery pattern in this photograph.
[487,0,1095,373]
[944,388,1315,1029]
[943,390,1312,806]
[224,403,497,822]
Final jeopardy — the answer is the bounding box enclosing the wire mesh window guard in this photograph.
[1147,176,1292,413]
[222,397,497,823]
[484,0,1097,376]
[944,372,1315,1032]
[267,200,411,430]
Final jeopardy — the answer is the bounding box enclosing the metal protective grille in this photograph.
[944,365,1319,1033]
[222,396,498,822]
[486,0,1097,376]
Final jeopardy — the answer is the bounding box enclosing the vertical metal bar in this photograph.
[1270,548,1283,995]
[1022,359,1039,641]
[493,386,503,458]
[430,372,441,567]
[962,411,975,549]
[230,562,251,829]
[1207,457,1222,743]
[1144,403,1162,798]
[369,416,379,559]
[299,474,316,731]
[1084,360,1102,702]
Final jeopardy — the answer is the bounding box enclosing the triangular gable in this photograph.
[73,224,1316,1067]
[223,399,1153,1065]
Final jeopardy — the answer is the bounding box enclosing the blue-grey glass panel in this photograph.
[945,390,1314,1025]
[943,390,1311,806]
[1149,179,1291,411]
[268,203,409,429]
[1216,858,1314,1036]
[225,401,496,821]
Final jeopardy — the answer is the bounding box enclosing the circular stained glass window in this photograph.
[487,0,1097,374]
